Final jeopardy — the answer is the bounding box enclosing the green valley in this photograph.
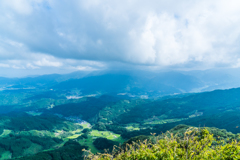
[1,73,240,159]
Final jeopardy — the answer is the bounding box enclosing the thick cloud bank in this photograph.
[0,0,240,76]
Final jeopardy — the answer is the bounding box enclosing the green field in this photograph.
[49,122,125,154]
[79,122,91,129]
[143,118,188,125]
[0,129,12,137]
[90,130,123,141]
[125,126,140,131]
[0,151,12,160]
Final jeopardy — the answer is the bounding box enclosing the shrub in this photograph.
[84,127,240,160]
[93,138,118,151]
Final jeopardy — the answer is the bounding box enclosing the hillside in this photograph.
[85,126,240,160]
[17,124,240,160]
[89,87,240,139]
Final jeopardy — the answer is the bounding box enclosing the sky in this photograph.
[1,0,240,77]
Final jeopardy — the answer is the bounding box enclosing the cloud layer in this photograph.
[1,0,240,76]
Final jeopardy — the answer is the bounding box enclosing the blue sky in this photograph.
[1,0,240,77]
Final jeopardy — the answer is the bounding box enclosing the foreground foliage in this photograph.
[84,127,240,160]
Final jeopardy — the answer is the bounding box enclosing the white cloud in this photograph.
[0,63,10,68]
[1,0,45,15]
[1,0,240,76]
[74,66,97,71]
[26,63,39,69]
[34,58,62,67]
[2,0,33,15]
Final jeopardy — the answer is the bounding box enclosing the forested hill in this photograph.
[89,87,240,138]
[51,72,203,96]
